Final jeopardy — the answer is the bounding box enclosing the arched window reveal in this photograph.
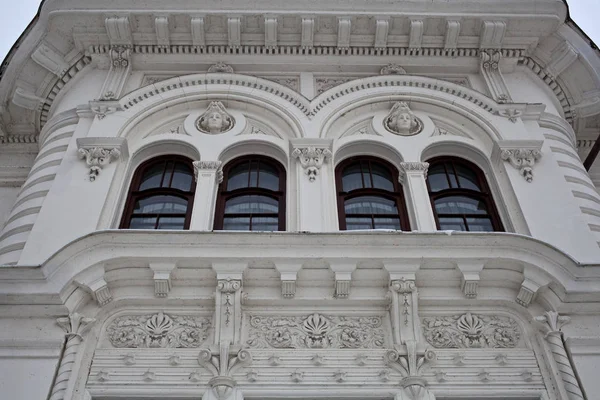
[426,157,503,232]
[121,156,196,229]
[336,157,410,231]
[214,156,286,231]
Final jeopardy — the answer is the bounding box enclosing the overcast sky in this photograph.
[0,0,598,62]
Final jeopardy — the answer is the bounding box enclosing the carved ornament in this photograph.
[422,312,521,349]
[78,147,121,181]
[208,62,234,73]
[292,146,332,182]
[196,101,234,134]
[380,63,407,75]
[384,102,423,136]
[106,312,211,348]
[246,313,386,349]
[500,148,542,182]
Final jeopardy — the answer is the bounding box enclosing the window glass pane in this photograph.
[227,161,250,191]
[139,162,166,191]
[439,217,466,231]
[251,216,279,231]
[345,196,398,215]
[171,162,193,191]
[258,162,279,191]
[161,162,173,187]
[157,216,186,230]
[455,164,481,191]
[466,217,494,232]
[346,217,373,230]
[362,162,372,188]
[373,217,401,230]
[249,160,259,187]
[223,217,251,231]
[434,196,488,215]
[371,163,394,191]
[224,195,278,214]
[129,216,157,229]
[427,164,449,192]
[342,162,363,192]
[133,195,188,214]
[446,163,460,188]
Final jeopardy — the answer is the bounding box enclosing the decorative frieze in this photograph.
[246,313,386,349]
[421,312,521,348]
[291,145,332,182]
[106,312,211,348]
[196,101,235,134]
[384,102,423,136]
[500,148,542,182]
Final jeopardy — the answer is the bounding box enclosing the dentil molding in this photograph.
[76,137,128,181]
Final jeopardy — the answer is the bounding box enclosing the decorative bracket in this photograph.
[198,341,252,400]
[385,341,436,400]
[149,262,176,297]
[480,49,512,103]
[100,46,131,100]
[76,137,128,181]
[291,139,333,182]
[494,140,543,183]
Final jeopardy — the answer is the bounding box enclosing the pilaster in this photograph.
[191,161,223,230]
[399,162,437,232]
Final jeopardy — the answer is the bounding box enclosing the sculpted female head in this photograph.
[197,101,234,134]
[385,102,422,136]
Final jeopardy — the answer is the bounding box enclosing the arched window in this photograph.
[335,157,410,231]
[120,156,196,229]
[214,156,286,231]
[426,157,503,232]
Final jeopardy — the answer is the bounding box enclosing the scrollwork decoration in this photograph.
[246,313,386,349]
[106,312,211,348]
[421,312,521,349]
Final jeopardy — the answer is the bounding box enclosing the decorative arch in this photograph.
[334,139,404,169]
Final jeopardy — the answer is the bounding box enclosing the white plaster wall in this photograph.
[0,187,19,227]
[51,69,107,116]
[505,71,563,117]
[0,357,60,399]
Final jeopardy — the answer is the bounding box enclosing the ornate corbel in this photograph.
[495,140,543,183]
[291,139,333,182]
[99,46,131,100]
[49,314,95,400]
[535,311,585,400]
[385,341,437,400]
[76,137,128,181]
[198,341,252,400]
[480,49,512,104]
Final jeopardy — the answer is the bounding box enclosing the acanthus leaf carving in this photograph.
[106,312,211,348]
[385,341,436,400]
[78,147,121,181]
[380,63,406,75]
[193,160,223,184]
[500,148,542,182]
[292,147,332,182]
[198,341,252,400]
[246,313,386,349]
[421,312,521,349]
[208,62,234,73]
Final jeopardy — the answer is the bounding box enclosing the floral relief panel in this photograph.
[245,312,388,349]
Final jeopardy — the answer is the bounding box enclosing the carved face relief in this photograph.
[196,101,234,134]
[384,102,423,136]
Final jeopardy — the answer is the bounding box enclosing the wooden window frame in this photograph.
[426,156,504,232]
[335,156,411,231]
[119,155,196,229]
[214,155,286,231]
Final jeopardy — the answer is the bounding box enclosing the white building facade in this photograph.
[1,0,600,399]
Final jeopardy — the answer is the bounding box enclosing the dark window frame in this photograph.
[335,156,411,231]
[426,156,504,232]
[120,155,196,229]
[214,155,287,231]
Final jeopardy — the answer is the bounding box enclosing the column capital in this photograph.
[535,310,570,336]
[56,313,95,339]
[399,162,429,181]
[193,160,223,183]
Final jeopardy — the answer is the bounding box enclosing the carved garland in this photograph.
[106,312,211,348]
[421,312,521,349]
[246,313,386,349]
